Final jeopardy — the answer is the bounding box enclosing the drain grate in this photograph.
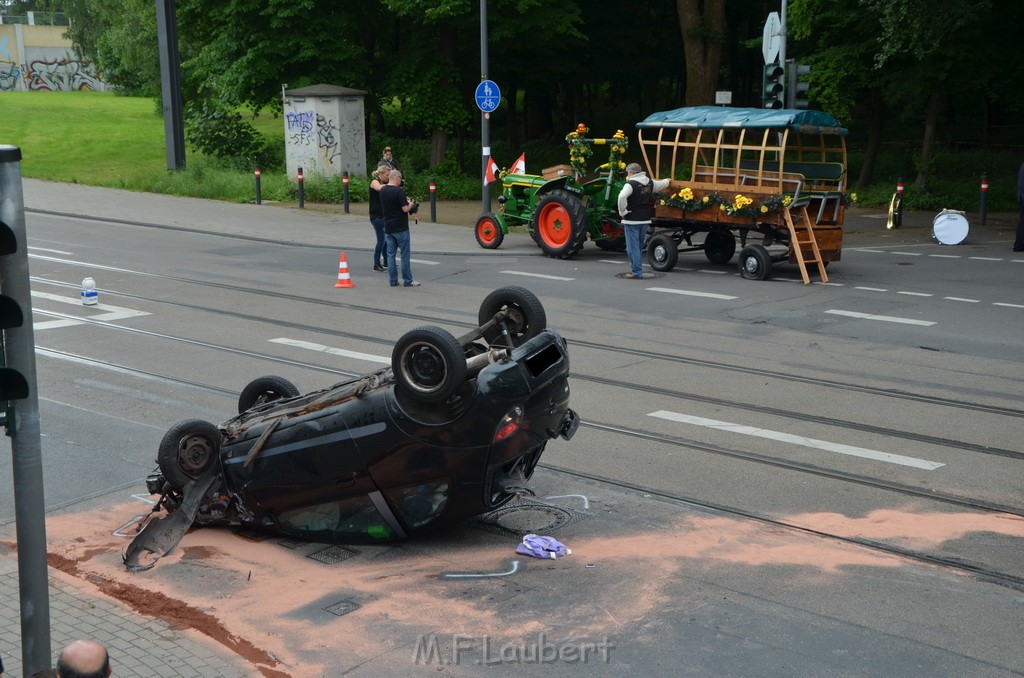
[472,498,589,536]
[308,545,359,565]
[276,538,307,550]
[323,599,361,617]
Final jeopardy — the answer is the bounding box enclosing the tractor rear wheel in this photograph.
[475,213,504,249]
[533,190,588,259]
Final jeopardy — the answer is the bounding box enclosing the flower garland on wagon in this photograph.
[659,188,795,218]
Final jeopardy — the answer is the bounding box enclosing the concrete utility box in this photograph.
[283,84,367,180]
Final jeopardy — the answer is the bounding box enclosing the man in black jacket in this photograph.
[379,170,420,287]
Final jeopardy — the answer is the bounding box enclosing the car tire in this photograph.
[738,244,772,280]
[393,326,468,402]
[647,233,678,272]
[237,375,300,414]
[477,286,547,347]
[475,213,505,249]
[157,419,221,491]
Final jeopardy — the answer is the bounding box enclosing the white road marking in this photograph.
[269,337,389,363]
[855,286,888,292]
[944,297,979,303]
[500,270,574,281]
[648,410,944,470]
[897,291,932,297]
[928,254,960,258]
[825,309,936,326]
[31,292,151,330]
[890,251,922,256]
[697,269,728,275]
[410,258,439,265]
[646,287,737,300]
[993,302,1024,309]
[969,257,1002,261]
[28,246,74,255]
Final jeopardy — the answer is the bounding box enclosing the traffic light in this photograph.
[0,220,28,435]
[786,61,811,109]
[762,63,785,109]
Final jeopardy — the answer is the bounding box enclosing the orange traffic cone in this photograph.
[334,252,355,288]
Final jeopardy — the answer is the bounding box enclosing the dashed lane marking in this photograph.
[646,287,738,300]
[499,270,575,281]
[648,410,945,470]
[269,338,389,363]
[825,309,936,326]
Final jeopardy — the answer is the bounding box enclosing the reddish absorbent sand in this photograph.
[16,500,1022,676]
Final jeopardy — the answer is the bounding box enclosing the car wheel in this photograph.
[157,419,221,491]
[647,233,678,272]
[477,286,547,347]
[703,229,737,264]
[237,375,300,414]
[738,244,772,280]
[392,326,468,402]
[475,213,505,249]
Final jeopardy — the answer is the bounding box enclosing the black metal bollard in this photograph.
[980,174,988,225]
[297,166,304,209]
[343,171,350,214]
[254,166,261,205]
[429,177,437,223]
[896,176,904,226]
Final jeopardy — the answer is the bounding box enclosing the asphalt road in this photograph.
[1,182,1022,676]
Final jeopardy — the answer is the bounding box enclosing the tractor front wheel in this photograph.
[475,213,504,249]
[532,190,588,259]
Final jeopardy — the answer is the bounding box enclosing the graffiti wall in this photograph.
[0,24,107,92]
[284,85,366,180]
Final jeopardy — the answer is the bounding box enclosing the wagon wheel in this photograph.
[477,286,547,347]
[533,190,588,259]
[703,229,737,264]
[157,419,222,491]
[647,233,678,272]
[475,213,505,250]
[237,375,300,414]
[392,326,468,403]
[738,245,772,280]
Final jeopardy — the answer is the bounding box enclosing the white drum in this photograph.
[932,209,969,245]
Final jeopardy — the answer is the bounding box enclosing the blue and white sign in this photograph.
[475,80,501,113]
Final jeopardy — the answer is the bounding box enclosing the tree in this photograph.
[64,0,159,96]
[676,0,726,106]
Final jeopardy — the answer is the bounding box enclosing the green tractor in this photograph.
[475,125,631,258]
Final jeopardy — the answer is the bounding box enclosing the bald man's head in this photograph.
[56,640,110,678]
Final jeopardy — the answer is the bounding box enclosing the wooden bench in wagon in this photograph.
[635,106,851,284]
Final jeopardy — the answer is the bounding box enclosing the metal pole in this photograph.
[480,0,490,213]
[0,145,51,676]
[779,0,788,66]
[155,0,186,170]
[297,167,304,209]
[254,166,261,205]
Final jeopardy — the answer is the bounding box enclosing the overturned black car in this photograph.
[125,287,578,570]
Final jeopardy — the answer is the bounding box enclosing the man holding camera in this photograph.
[379,169,420,287]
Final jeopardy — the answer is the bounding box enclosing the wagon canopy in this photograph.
[637,106,847,136]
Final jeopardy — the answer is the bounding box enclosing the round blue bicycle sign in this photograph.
[475,80,501,113]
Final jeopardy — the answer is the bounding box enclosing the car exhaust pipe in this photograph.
[466,347,511,378]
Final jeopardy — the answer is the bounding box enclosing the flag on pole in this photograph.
[510,152,526,175]
[484,156,499,185]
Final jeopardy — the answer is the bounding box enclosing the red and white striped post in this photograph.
[895,176,904,227]
[979,173,988,225]
[297,166,304,209]
[342,171,350,213]
[254,166,262,205]
[429,177,437,222]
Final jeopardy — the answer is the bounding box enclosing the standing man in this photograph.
[368,163,391,271]
[379,169,419,287]
[56,639,111,678]
[616,162,670,279]
[381,146,400,172]
[1014,160,1024,252]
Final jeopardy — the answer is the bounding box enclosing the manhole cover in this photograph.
[474,499,588,536]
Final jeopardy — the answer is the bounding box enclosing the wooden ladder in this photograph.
[782,204,828,284]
